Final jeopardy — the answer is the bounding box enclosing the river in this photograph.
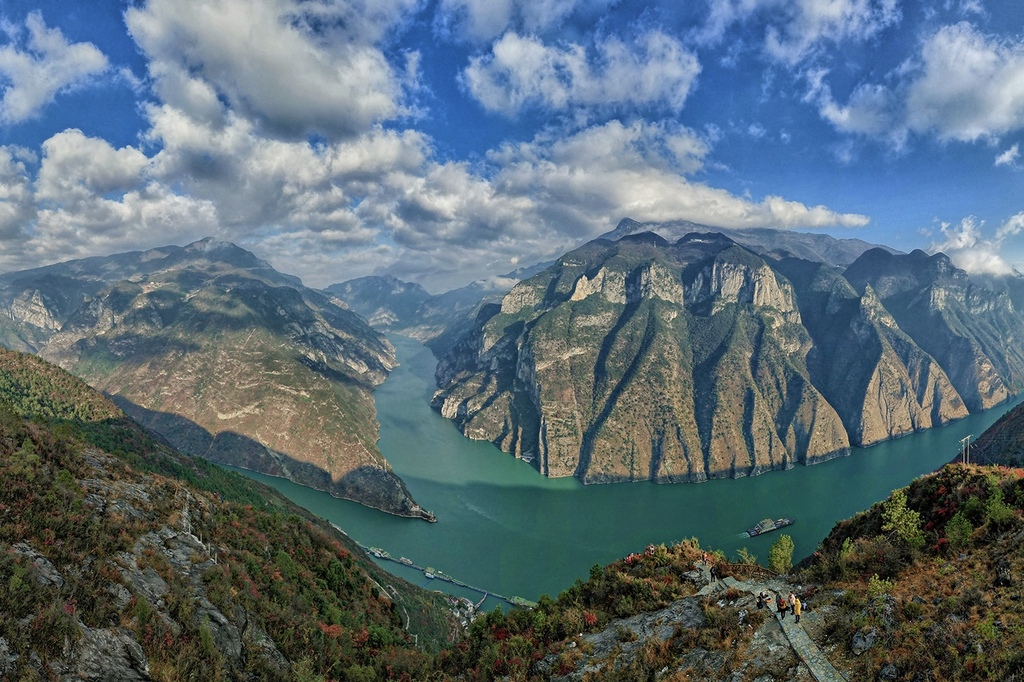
[233,335,1023,607]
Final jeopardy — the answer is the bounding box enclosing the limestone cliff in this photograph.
[775,258,968,447]
[434,233,851,483]
[844,248,1024,411]
[434,234,1020,484]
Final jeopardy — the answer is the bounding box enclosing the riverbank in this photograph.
[229,334,1024,604]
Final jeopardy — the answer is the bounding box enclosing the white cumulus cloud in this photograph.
[699,0,900,64]
[996,144,1019,167]
[462,30,700,116]
[929,216,1016,276]
[435,0,618,43]
[0,11,108,124]
[125,0,420,140]
[815,22,1024,146]
[0,128,220,273]
[0,146,35,241]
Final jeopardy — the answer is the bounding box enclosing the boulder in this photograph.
[73,627,149,681]
[851,627,877,656]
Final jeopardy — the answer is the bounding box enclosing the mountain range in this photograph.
[431,220,1024,483]
[0,239,431,519]
[4,342,1021,680]
[3,220,1024,503]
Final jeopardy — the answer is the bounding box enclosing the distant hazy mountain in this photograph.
[325,275,433,330]
[602,217,899,268]
[0,239,432,519]
[431,230,1018,483]
[327,261,552,355]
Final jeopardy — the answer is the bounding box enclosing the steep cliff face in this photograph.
[776,259,968,447]
[844,248,1024,411]
[0,240,431,518]
[435,234,1020,484]
[434,234,851,483]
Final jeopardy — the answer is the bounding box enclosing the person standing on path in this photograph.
[776,593,788,619]
[790,593,802,624]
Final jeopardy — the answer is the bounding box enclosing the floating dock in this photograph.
[356,542,537,609]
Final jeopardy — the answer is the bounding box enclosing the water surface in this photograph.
[236,335,1022,604]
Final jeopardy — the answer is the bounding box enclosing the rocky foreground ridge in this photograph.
[0,348,455,680]
[0,239,432,518]
[443,458,1024,681]
[433,228,1024,483]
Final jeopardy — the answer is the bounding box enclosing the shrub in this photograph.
[985,487,1017,529]
[944,512,973,549]
[867,573,894,602]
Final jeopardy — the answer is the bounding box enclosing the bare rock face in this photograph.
[781,261,970,448]
[72,628,150,681]
[844,248,1024,412]
[9,290,62,331]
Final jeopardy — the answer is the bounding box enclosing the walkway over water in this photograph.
[356,541,537,609]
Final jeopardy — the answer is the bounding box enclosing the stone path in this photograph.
[698,571,848,682]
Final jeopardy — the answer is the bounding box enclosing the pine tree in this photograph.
[768,534,794,574]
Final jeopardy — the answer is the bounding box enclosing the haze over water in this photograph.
[236,335,1024,605]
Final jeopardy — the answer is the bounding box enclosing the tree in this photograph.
[768,534,794,574]
[882,488,925,549]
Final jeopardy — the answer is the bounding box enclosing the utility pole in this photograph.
[960,434,972,464]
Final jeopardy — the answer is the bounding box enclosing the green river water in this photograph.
[233,335,1024,609]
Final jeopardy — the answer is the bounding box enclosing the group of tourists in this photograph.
[756,590,803,623]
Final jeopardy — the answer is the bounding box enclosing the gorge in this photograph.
[431,227,1024,485]
[237,333,1024,604]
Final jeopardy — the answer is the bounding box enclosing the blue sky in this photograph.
[1,0,1023,291]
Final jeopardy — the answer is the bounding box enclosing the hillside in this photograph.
[968,399,1024,467]
[432,231,1006,483]
[0,347,455,680]
[438,462,1024,680]
[6,343,1024,680]
[0,239,432,519]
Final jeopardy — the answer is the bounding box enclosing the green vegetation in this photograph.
[881,487,925,549]
[799,463,1024,680]
[767,533,794,574]
[437,539,764,681]
[0,348,453,680]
